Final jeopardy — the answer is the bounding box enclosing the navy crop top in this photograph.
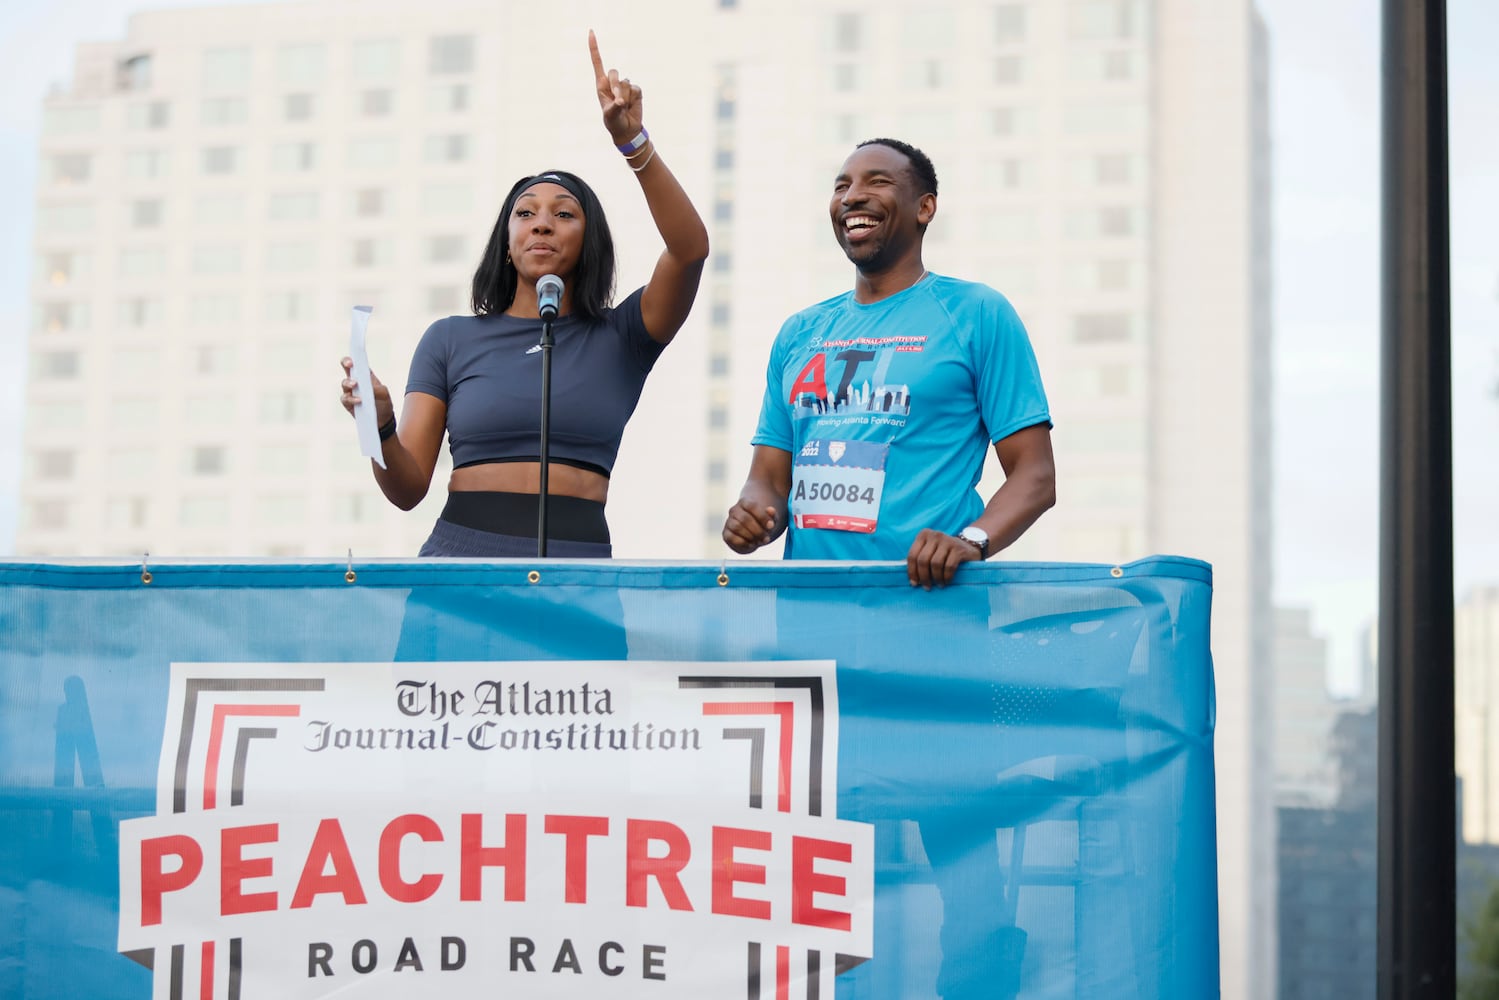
[405,287,663,476]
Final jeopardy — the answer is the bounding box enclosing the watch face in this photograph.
[958,527,988,555]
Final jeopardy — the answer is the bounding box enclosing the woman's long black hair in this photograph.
[470,170,617,320]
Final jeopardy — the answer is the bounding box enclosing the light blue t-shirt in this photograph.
[752,273,1050,561]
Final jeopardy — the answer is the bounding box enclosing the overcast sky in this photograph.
[0,0,1493,693]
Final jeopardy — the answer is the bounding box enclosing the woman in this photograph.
[339,32,708,557]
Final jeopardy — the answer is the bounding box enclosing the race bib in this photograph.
[791,439,888,533]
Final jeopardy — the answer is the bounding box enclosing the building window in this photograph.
[1071,312,1133,343]
[201,146,240,175]
[427,286,461,313]
[202,46,251,90]
[46,105,101,135]
[265,290,315,323]
[832,12,862,53]
[1098,205,1134,237]
[259,392,311,423]
[117,296,163,327]
[256,495,305,524]
[106,497,150,530]
[37,301,90,333]
[34,449,78,481]
[1096,153,1133,185]
[715,148,735,170]
[49,153,92,185]
[268,191,319,221]
[130,198,163,228]
[831,63,857,91]
[39,202,94,233]
[351,39,399,81]
[201,96,247,125]
[709,353,730,376]
[192,243,242,275]
[1097,258,1131,291]
[1103,50,1134,80]
[194,194,244,226]
[41,251,88,286]
[284,93,316,121]
[126,100,170,130]
[124,149,168,179]
[712,253,732,273]
[423,134,470,163]
[188,294,241,325]
[422,183,472,215]
[994,55,1024,85]
[711,302,731,325]
[428,35,475,74]
[29,501,71,532]
[266,241,317,272]
[1068,0,1138,41]
[360,88,394,117]
[193,344,236,374]
[272,141,317,172]
[191,445,228,476]
[277,43,325,86]
[995,4,1027,42]
[427,84,469,113]
[351,238,392,268]
[118,246,166,277]
[348,137,398,169]
[353,188,387,218]
[179,495,229,527]
[708,406,729,429]
[427,234,466,263]
[37,351,80,379]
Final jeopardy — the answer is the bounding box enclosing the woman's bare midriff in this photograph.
[448,462,609,504]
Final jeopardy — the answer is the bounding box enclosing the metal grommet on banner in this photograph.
[717,559,729,587]
[345,548,357,584]
[140,552,152,586]
[1110,566,1124,578]
[527,570,541,584]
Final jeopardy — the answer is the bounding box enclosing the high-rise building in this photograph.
[1273,606,1339,807]
[18,0,1273,995]
[1457,586,1499,844]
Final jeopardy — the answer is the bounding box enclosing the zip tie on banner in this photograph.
[345,548,357,584]
[140,552,152,586]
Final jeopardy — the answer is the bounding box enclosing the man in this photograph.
[723,138,1055,586]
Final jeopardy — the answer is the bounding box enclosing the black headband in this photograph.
[514,171,588,206]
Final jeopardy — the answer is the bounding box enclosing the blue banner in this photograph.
[0,556,1217,999]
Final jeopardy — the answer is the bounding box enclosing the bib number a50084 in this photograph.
[791,439,888,534]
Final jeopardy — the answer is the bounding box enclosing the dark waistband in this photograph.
[440,491,609,544]
[454,456,611,479]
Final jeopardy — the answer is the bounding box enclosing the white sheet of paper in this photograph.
[348,305,385,469]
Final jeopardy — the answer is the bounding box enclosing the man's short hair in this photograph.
[856,137,939,197]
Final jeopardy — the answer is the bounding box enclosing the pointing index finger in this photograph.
[588,30,606,82]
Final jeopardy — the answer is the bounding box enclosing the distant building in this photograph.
[1277,708,1376,1000]
[1458,587,1499,845]
[1273,606,1338,806]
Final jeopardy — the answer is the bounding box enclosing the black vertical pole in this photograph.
[1378,0,1453,996]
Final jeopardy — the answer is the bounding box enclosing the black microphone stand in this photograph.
[536,313,554,558]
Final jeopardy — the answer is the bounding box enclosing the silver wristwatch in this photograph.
[956,525,990,559]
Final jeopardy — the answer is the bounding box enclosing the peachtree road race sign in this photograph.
[117,660,870,999]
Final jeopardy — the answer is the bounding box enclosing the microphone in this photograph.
[537,274,564,322]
